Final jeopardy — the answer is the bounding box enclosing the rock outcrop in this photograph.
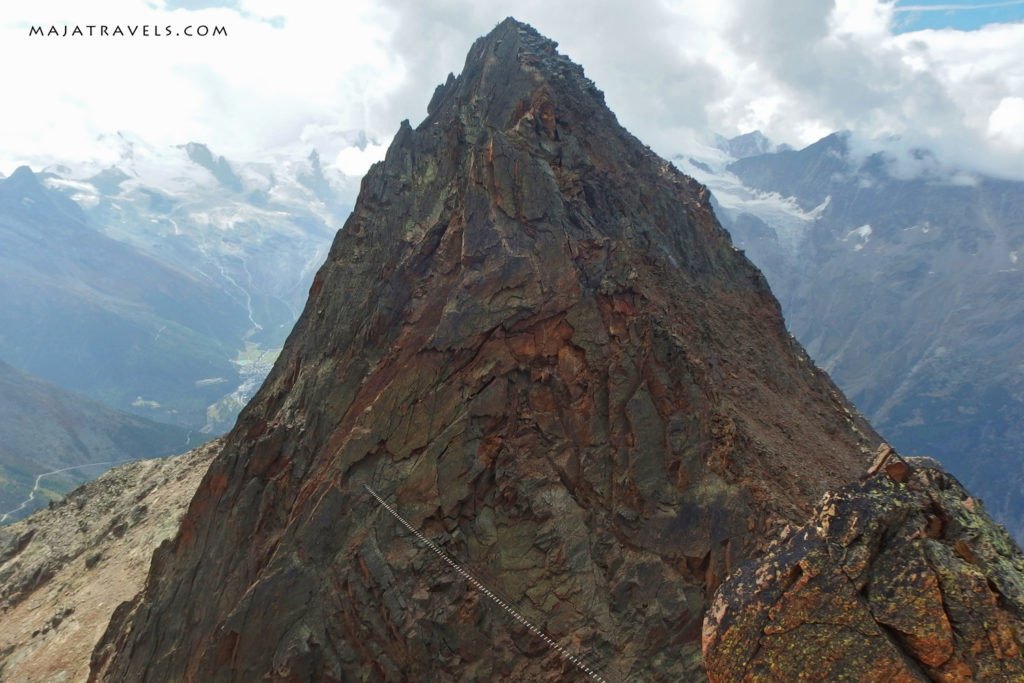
[703,448,1024,681]
[0,440,218,682]
[90,19,878,681]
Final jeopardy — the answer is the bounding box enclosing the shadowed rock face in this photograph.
[703,454,1024,682]
[90,18,877,681]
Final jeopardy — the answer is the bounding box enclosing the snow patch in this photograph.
[671,143,835,256]
[845,224,872,251]
[44,177,98,195]
[850,224,872,239]
[905,221,934,234]
[72,193,100,209]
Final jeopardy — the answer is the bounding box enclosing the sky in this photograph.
[1,0,1022,182]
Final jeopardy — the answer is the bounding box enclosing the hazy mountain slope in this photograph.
[27,137,352,433]
[713,134,1024,541]
[50,138,348,350]
[0,166,250,428]
[0,359,191,524]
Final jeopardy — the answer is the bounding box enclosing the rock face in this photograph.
[703,450,1024,681]
[90,19,878,681]
[0,440,218,682]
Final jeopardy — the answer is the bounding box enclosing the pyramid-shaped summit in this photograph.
[92,18,877,680]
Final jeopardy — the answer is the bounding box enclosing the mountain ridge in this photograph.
[0,358,191,523]
[90,18,878,681]
[710,131,1024,541]
[0,440,220,681]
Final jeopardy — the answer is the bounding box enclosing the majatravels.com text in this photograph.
[29,25,227,37]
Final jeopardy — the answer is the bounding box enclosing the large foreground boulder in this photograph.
[703,449,1024,681]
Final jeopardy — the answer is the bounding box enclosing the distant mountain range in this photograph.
[0,135,355,432]
[49,134,352,350]
[0,165,252,429]
[681,131,1024,540]
[3,120,1020,549]
[0,134,368,521]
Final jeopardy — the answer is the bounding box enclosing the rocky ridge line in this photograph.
[703,446,1024,681]
[90,18,877,681]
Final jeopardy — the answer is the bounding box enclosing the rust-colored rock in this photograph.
[91,18,878,681]
[703,457,1024,681]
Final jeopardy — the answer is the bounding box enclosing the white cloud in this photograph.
[1,0,1023,183]
[0,0,404,170]
[989,96,1024,146]
[332,141,389,176]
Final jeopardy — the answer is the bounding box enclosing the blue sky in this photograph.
[893,0,1024,32]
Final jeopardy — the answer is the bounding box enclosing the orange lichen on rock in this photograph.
[704,458,1024,681]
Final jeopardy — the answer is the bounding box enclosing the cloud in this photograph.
[1,0,1022,183]
[0,0,405,169]
[989,97,1024,146]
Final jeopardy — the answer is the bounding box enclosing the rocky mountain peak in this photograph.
[717,131,788,161]
[91,19,879,681]
[6,164,38,185]
[425,17,605,129]
[182,141,243,192]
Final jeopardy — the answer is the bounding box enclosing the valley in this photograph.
[0,135,352,521]
[2,13,1023,681]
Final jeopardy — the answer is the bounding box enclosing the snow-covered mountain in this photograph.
[1,132,365,433]
[682,131,1024,540]
[41,133,357,346]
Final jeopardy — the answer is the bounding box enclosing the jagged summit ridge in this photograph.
[425,18,610,126]
[92,19,876,681]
